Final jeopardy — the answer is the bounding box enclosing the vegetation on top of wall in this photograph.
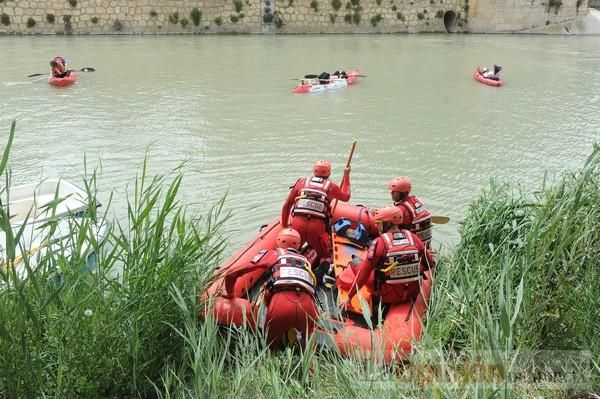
[46,13,55,24]
[26,17,36,28]
[191,8,202,26]
[370,13,382,26]
[1,13,10,26]
[168,12,179,24]
[274,12,284,28]
[548,0,563,13]
[332,0,342,11]
[63,14,72,33]
[263,7,273,23]
[310,0,319,11]
[234,0,244,12]
[113,19,123,31]
[68,0,77,7]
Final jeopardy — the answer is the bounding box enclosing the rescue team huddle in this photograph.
[223,160,435,348]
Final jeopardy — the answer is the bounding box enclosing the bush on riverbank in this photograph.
[0,121,598,397]
[0,122,228,397]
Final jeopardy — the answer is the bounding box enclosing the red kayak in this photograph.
[48,72,77,87]
[474,68,502,87]
[200,201,434,363]
[293,69,361,94]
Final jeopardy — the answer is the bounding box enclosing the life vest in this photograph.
[396,196,432,245]
[269,248,316,295]
[375,230,422,286]
[292,177,332,219]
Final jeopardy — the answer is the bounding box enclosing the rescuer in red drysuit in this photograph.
[387,176,433,248]
[339,206,433,311]
[280,160,351,268]
[224,228,318,349]
[50,56,70,78]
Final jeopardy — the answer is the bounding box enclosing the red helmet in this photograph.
[387,176,412,193]
[313,160,331,178]
[374,206,404,225]
[276,228,302,250]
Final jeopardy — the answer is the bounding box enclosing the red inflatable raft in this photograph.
[293,69,361,94]
[48,72,77,87]
[474,68,502,87]
[201,201,434,363]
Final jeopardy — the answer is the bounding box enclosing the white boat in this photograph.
[0,179,109,284]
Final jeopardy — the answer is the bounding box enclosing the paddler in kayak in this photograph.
[223,228,318,349]
[281,160,351,276]
[339,206,433,313]
[318,71,331,84]
[481,64,502,81]
[50,56,71,78]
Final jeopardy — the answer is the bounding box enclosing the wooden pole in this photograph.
[331,140,357,216]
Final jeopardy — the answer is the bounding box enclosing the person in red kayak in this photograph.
[50,56,70,78]
[281,160,351,272]
[387,176,433,248]
[223,228,318,349]
[339,206,433,312]
[481,64,502,81]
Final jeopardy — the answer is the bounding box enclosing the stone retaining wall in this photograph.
[271,0,469,33]
[468,0,589,33]
[0,0,592,34]
[0,0,262,34]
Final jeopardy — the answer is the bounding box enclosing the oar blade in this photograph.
[431,215,450,224]
[27,73,46,78]
[79,67,95,72]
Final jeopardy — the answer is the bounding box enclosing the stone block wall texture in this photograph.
[0,0,591,34]
[272,0,470,33]
[468,0,590,32]
[0,0,262,34]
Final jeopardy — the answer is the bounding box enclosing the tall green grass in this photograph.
[0,121,228,397]
[1,121,598,398]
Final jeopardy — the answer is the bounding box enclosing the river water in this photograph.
[1,35,599,252]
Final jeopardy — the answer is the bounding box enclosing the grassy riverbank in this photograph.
[1,121,598,398]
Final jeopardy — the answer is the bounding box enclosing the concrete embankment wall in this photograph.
[0,0,593,34]
[468,0,590,33]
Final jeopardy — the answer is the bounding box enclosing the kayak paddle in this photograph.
[27,67,95,78]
